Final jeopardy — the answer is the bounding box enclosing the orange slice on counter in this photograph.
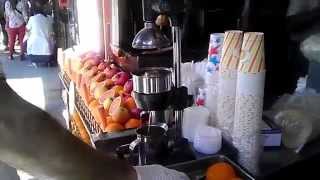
[206,162,237,180]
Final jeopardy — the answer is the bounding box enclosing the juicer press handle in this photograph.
[115,144,131,159]
[115,139,143,159]
[129,139,142,151]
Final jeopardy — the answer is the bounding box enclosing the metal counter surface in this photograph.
[259,139,320,179]
[95,135,320,179]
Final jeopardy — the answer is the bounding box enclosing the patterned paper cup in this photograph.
[239,32,265,73]
[220,30,244,71]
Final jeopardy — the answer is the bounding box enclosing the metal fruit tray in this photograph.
[59,72,71,91]
[167,155,255,180]
[75,89,102,134]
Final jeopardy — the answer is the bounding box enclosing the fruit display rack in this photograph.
[75,89,102,134]
[74,88,136,141]
[59,72,71,91]
[69,115,95,147]
[70,117,82,138]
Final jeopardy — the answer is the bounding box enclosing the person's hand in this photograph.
[134,165,190,180]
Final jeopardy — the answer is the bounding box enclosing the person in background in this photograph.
[0,0,9,51]
[25,0,54,67]
[286,0,320,90]
[5,0,28,60]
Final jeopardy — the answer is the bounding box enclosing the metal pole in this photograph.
[172,26,181,87]
[172,26,183,139]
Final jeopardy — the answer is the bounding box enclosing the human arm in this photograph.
[4,1,13,20]
[0,80,137,180]
[16,0,28,22]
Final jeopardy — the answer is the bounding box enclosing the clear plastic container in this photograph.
[193,125,222,154]
[182,106,210,142]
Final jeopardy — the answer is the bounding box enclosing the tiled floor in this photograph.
[0,53,67,127]
[0,52,67,180]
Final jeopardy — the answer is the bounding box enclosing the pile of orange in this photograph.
[206,162,242,180]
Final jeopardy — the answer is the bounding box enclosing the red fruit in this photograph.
[130,108,142,119]
[101,79,114,89]
[82,60,94,70]
[112,72,130,86]
[104,67,120,79]
[97,62,108,71]
[124,79,133,93]
[89,57,101,66]
[110,63,120,71]
[92,72,107,82]
[122,93,131,101]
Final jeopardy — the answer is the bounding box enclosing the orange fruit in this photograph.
[124,97,137,110]
[109,96,124,115]
[89,80,99,93]
[86,66,98,78]
[111,107,130,124]
[206,162,237,180]
[103,97,113,112]
[112,85,124,96]
[106,116,114,124]
[88,99,99,111]
[92,72,107,82]
[231,177,242,180]
[93,83,109,100]
[118,90,125,96]
[125,118,142,129]
[99,89,117,104]
[102,79,114,88]
[105,123,125,133]
[82,60,94,70]
[91,105,107,130]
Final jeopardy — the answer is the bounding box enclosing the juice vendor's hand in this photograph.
[0,80,137,180]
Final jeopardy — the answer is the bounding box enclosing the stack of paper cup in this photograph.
[216,30,243,140]
[232,32,265,175]
[205,33,224,85]
[205,33,224,125]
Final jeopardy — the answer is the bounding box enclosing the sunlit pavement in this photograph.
[1,54,67,126]
[0,52,68,180]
